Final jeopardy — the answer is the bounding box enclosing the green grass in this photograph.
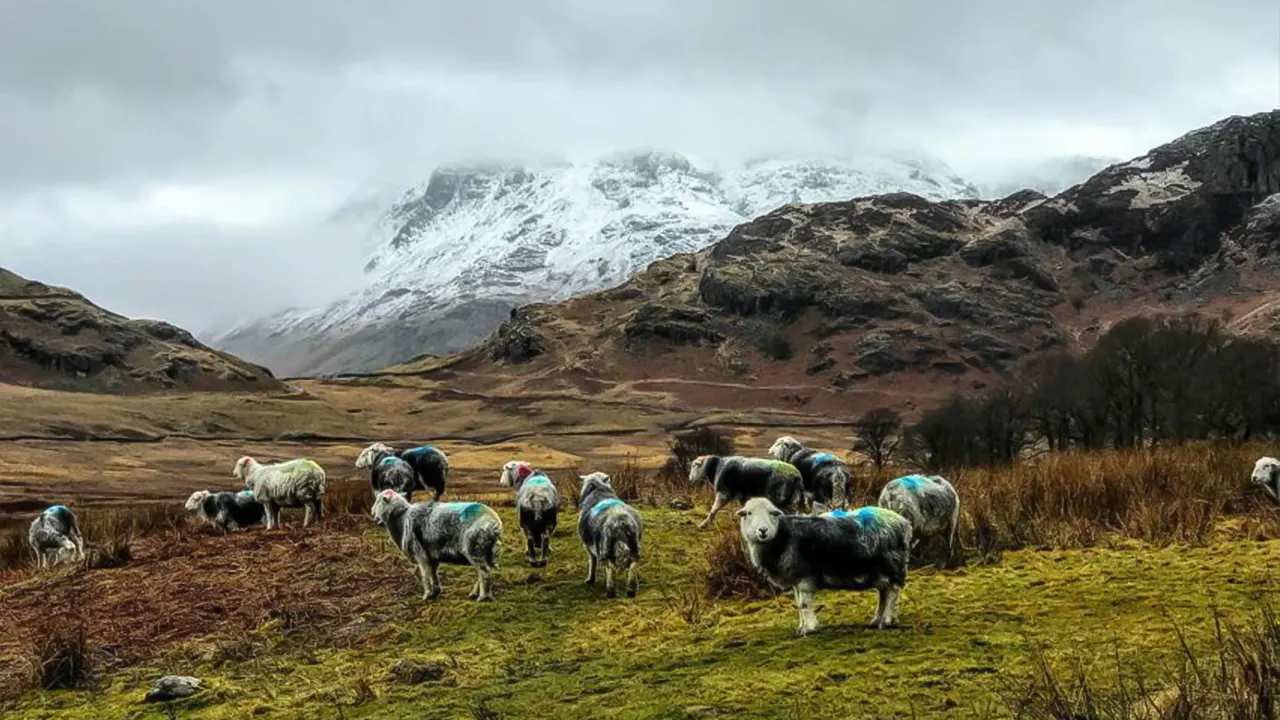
[6,508,1280,719]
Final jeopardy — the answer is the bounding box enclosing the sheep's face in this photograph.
[1252,457,1280,502]
[232,456,254,481]
[736,497,784,543]
[355,443,393,470]
[500,461,533,488]
[578,472,612,503]
[768,436,801,461]
[184,491,211,512]
[688,456,709,485]
[370,489,404,525]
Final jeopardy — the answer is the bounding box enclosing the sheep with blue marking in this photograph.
[353,445,418,500]
[500,460,560,567]
[767,436,851,511]
[577,472,643,598]
[736,499,912,635]
[355,442,449,501]
[1252,457,1279,504]
[688,455,804,529]
[877,473,961,567]
[370,489,504,601]
[184,489,266,533]
[28,505,85,570]
[232,456,327,530]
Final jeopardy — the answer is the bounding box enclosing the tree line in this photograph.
[852,314,1280,470]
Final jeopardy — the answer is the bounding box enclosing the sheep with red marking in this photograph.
[499,460,560,567]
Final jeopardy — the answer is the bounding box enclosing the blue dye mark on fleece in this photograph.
[524,475,553,487]
[378,456,400,467]
[238,490,254,498]
[439,502,484,520]
[825,508,853,519]
[854,507,885,527]
[895,475,928,490]
[811,452,838,467]
[46,505,69,514]
[590,498,624,517]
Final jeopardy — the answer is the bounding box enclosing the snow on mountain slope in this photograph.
[213,151,981,377]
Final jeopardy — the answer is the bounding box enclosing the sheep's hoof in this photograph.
[477,595,494,603]
[605,588,617,599]
[584,578,596,587]
[428,590,442,601]
[468,591,479,600]
[626,588,637,599]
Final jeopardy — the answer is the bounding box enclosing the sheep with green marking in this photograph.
[688,455,804,528]
[232,456,327,530]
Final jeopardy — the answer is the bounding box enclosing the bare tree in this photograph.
[853,407,902,469]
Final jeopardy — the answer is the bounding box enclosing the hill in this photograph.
[393,110,1280,418]
[211,152,987,377]
[0,267,281,394]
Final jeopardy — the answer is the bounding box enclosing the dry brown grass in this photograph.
[703,522,772,601]
[948,443,1280,551]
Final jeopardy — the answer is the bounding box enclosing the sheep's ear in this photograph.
[734,509,748,517]
[769,509,784,518]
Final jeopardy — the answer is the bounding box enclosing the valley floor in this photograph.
[3,506,1278,719]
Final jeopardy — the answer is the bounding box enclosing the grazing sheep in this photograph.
[1252,457,1280,503]
[877,474,961,567]
[355,442,449,501]
[767,436,851,511]
[688,455,804,529]
[576,472,643,598]
[232,456,327,530]
[184,489,266,533]
[500,460,560,567]
[28,505,85,570]
[736,499,912,635]
[370,489,503,601]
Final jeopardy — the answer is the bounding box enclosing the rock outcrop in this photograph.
[0,268,282,394]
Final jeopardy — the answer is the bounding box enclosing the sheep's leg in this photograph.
[885,584,902,626]
[478,566,495,601]
[625,560,639,598]
[523,531,537,566]
[584,553,598,586]
[426,562,442,600]
[872,585,892,629]
[697,494,728,529]
[604,563,617,598]
[541,532,552,563]
[303,503,314,527]
[313,499,324,522]
[416,557,434,600]
[795,583,818,636]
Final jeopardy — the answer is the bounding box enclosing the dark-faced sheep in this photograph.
[736,499,912,635]
[355,442,449,501]
[184,489,266,533]
[370,490,504,601]
[576,472,643,598]
[28,505,85,570]
[688,455,804,529]
[232,456,327,530]
[877,474,961,567]
[500,460,560,567]
[767,436,851,511]
[1252,457,1279,503]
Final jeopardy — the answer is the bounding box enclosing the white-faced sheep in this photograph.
[877,474,961,567]
[370,489,503,601]
[736,499,912,635]
[577,472,643,598]
[28,505,85,570]
[767,436,851,511]
[232,456,327,530]
[355,442,449,501]
[184,489,266,533]
[688,455,804,529]
[500,460,560,567]
[1252,457,1280,503]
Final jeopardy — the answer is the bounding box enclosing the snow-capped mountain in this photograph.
[212,151,982,377]
[977,155,1121,199]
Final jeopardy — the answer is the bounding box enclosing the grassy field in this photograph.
[1,379,1279,718]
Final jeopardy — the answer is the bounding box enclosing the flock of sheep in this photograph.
[24,439,1280,636]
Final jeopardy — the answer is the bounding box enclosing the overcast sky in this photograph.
[1,0,1277,332]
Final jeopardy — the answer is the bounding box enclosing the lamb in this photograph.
[688,455,804,529]
[876,473,961,567]
[576,472,643,598]
[232,456,327,530]
[370,489,503,601]
[767,436,851,511]
[184,489,266,533]
[28,505,85,570]
[736,498,913,635]
[355,442,449,501]
[1252,457,1280,503]
[499,460,560,567]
